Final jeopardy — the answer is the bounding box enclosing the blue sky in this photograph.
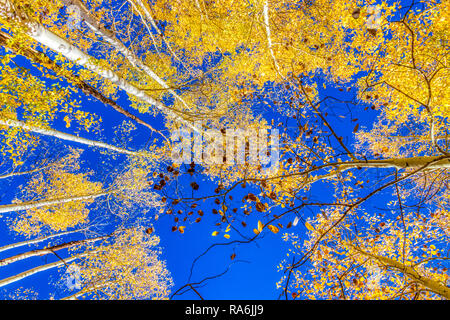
[0,54,384,299]
[0,0,432,300]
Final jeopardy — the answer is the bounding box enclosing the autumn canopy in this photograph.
[0,0,448,300]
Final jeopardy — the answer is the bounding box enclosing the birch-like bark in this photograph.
[0,229,84,253]
[307,155,450,184]
[367,134,448,142]
[61,0,194,114]
[22,16,199,133]
[0,30,162,135]
[0,166,47,180]
[28,24,163,108]
[0,234,108,267]
[126,0,196,77]
[351,245,450,299]
[0,190,115,214]
[263,1,282,77]
[0,118,140,156]
[1,0,202,135]
[0,254,84,288]
[341,156,450,169]
[61,0,164,87]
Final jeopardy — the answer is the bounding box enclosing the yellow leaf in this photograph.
[212,231,219,236]
[253,228,260,235]
[224,234,230,239]
[257,220,264,232]
[179,226,186,234]
[305,221,314,231]
[63,115,71,128]
[268,225,279,234]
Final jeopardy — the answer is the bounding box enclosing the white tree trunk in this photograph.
[342,156,450,170]
[1,0,202,134]
[62,1,164,87]
[0,254,82,288]
[308,156,450,183]
[0,118,139,155]
[0,29,160,135]
[351,245,450,299]
[0,190,114,214]
[25,19,200,133]
[0,229,84,253]
[0,235,108,267]
[263,1,281,76]
[0,166,47,180]
[62,0,195,115]
[127,0,195,76]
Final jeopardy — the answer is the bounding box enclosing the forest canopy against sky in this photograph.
[0,0,448,300]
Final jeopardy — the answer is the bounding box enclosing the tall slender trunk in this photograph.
[307,155,450,184]
[0,234,108,267]
[0,229,84,253]
[0,166,47,180]
[1,0,202,136]
[0,118,140,156]
[126,0,196,77]
[62,0,165,86]
[351,245,450,299]
[339,156,450,170]
[60,282,109,300]
[263,1,281,77]
[0,30,162,135]
[61,0,194,114]
[0,190,115,214]
[21,17,200,133]
[0,254,83,288]
[368,134,448,142]
[311,156,450,181]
